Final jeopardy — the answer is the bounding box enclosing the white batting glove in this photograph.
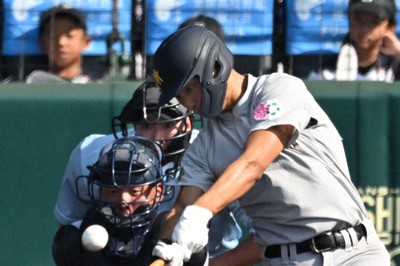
[172,205,213,254]
[152,241,191,266]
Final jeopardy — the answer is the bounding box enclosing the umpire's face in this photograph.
[135,117,191,150]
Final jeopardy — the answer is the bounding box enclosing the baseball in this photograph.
[81,224,109,252]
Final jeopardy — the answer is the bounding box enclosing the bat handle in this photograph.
[149,258,166,266]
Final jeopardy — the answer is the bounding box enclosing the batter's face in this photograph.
[100,184,162,217]
[176,77,202,114]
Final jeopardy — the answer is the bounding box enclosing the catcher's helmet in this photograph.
[112,81,192,166]
[152,25,233,118]
[111,82,195,202]
[89,137,163,187]
[83,137,164,257]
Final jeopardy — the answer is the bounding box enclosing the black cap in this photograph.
[39,4,87,35]
[349,0,396,23]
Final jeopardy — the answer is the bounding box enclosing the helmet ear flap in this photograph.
[201,40,232,85]
[199,40,232,118]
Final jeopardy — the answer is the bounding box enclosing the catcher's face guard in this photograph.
[76,137,165,257]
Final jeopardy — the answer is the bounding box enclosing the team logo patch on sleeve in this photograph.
[253,100,282,120]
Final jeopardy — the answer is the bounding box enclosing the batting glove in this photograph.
[152,240,191,266]
[172,205,213,254]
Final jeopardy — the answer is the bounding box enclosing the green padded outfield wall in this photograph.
[0,81,139,266]
[0,80,400,265]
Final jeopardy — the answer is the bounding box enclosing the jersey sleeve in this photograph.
[54,134,115,224]
[249,73,315,146]
[54,140,93,225]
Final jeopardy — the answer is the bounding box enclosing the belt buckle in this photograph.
[309,232,334,253]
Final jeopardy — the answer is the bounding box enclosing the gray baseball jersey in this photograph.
[180,73,369,246]
[53,130,250,257]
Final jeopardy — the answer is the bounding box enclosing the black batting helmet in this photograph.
[152,25,233,118]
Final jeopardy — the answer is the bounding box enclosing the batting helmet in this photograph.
[152,25,233,118]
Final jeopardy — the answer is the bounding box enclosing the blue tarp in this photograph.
[286,0,400,55]
[2,0,132,55]
[286,0,349,55]
[145,0,273,55]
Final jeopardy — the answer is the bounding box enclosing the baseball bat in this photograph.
[149,258,166,266]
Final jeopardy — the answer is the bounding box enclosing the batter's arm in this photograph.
[195,125,294,215]
[158,186,204,239]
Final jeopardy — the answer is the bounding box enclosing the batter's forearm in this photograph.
[194,158,258,215]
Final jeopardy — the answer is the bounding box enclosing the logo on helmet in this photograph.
[153,69,164,87]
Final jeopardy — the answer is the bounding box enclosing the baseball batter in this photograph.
[150,26,390,266]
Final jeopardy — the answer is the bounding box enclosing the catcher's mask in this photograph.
[77,136,164,257]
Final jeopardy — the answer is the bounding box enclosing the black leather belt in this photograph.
[264,224,366,258]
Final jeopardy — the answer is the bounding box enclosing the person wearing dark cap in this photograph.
[26,4,96,83]
[308,0,400,82]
